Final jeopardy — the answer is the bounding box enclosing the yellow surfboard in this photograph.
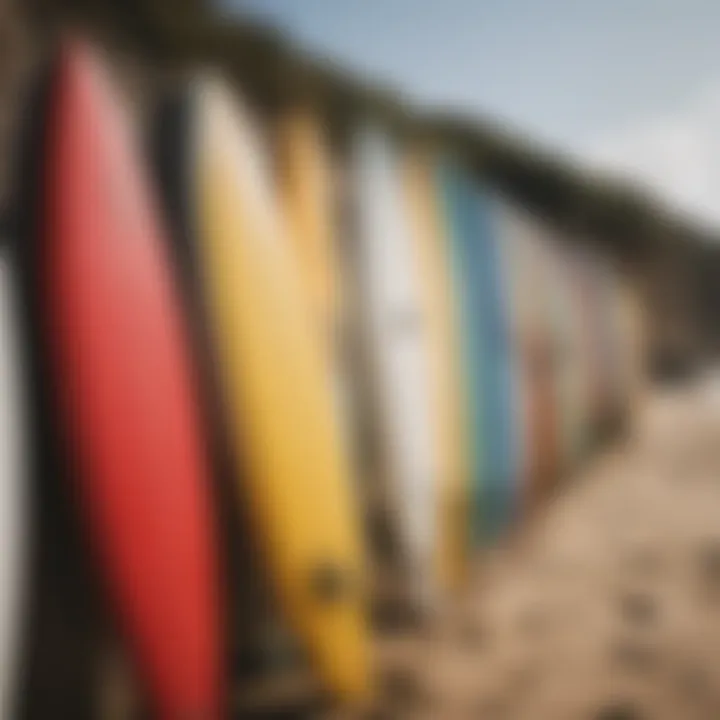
[402,145,469,592]
[275,107,342,350]
[273,107,361,440]
[160,77,370,703]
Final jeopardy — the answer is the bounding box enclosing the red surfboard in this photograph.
[35,42,221,718]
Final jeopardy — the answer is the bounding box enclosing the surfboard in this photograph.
[604,260,643,431]
[614,276,645,418]
[351,125,439,605]
[501,218,560,515]
[548,242,591,470]
[572,250,609,441]
[487,197,537,529]
[469,191,520,539]
[274,107,360,453]
[435,161,519,543]
[586,254,619,432]
[30,42,222,718]
[275,107,342,352]
[598,266,642,429]
[402,146,469,591]
[152,76,369,703]
[529,235,563,505]
[593,259,625,429]
[493,206,534,520]
[434,162,485,544]
[0,239,25,718]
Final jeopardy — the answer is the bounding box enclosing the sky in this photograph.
[225,0,720,226]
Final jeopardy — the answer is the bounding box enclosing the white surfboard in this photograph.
[351,126,438,607]
[0,243,25,717]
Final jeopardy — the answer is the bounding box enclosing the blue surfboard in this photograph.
[469,190,519,541]
[434,160,518,544]
[434,162,485,546]
[487,199,526,526]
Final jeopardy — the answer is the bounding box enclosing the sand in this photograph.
[336,380,720,719]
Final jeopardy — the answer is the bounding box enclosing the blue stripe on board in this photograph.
[434,161,520,545]
[435,160,486,546]
[475,193,517,537]
[468,189,518,541]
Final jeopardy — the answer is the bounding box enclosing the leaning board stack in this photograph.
[0,40,647,717]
